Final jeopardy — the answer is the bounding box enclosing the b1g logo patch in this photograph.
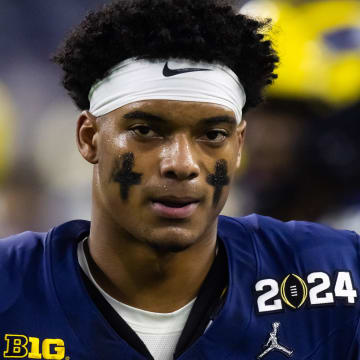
[1,334,67,359]
[255,271,357,314]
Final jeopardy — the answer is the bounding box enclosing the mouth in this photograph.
[150,197,200,219]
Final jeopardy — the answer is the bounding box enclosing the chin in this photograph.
[138,226,201,253]
[146,240,192,253]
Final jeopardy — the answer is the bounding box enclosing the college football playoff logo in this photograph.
[280,274,308,309]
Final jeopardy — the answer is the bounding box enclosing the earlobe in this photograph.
[76,111,99,164]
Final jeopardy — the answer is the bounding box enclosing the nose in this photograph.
[159,134,200,181]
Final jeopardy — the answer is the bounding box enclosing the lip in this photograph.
[153,196,200,203]
[150,199,200,219]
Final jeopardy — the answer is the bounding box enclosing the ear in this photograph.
[76,111,99,164]
[236,120,247,168]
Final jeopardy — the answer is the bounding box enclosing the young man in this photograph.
[0,0,359,359]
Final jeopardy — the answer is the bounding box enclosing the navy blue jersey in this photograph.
[0,214,359,359]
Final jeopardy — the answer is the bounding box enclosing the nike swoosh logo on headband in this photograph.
[163,62,211,77]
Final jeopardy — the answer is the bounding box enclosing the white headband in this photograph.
[89,58,246,124]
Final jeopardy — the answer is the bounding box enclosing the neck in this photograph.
[88,208,218,313]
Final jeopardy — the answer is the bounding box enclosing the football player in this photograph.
[0,0,358,359]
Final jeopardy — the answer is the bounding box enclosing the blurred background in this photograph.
[0,0,359,236]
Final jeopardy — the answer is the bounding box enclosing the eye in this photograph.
[130,125,160,138]
[200,130,228,143]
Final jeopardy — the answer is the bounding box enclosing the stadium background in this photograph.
[0,0,359,237]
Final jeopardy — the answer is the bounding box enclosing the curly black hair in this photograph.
[53,0,278,113]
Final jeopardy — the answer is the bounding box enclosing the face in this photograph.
[78,100,246,252]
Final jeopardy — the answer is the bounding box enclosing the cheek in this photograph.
[97,133,131,177]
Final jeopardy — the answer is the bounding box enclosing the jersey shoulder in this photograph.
[220,213,359,253]
[218,213,359,271]
[0,231,48,313]
[0,230,47,270]
[0,219,89,287]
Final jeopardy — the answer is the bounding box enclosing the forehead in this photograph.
[106,99,237,125]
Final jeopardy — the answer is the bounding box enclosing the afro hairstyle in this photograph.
[53,0,279,113]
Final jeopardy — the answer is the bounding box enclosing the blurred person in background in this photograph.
[0,0,105,234]
[0,160,46,237]
[0,83,36,237]
[237,0,360,229]
[238,97,331,220]
[0,1,359,360]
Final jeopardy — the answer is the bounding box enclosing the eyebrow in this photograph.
[123,111,165,123]
[200,115,237,126]
[123,111,237,126]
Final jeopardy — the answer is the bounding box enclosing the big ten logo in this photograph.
[3,335,66,359]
